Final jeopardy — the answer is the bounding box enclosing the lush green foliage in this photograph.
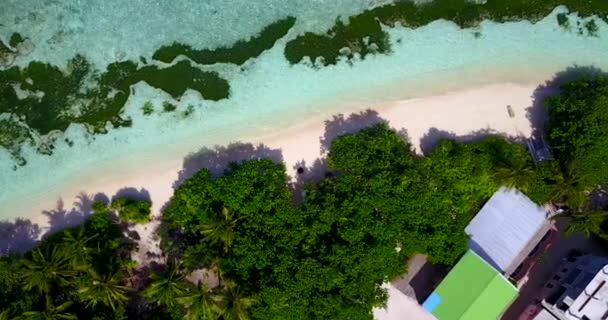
[145,263,188,309]
[544,74,608,238]
[161,123,555,319]
[285,0,608,65]
[560,210,608,239]
[153,17,296,65]
[0,210,133,319]
[545,75,608,187]
[110,197,152,224]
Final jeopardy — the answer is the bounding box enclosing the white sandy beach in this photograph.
[4,82,536,229]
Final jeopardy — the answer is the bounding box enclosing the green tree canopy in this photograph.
[544,74,608,238]
[176,282,223,320]
[0,208,132,320]
[160,123,556,319]
[21,247,77,294]
[545,74,608,187]
[144,263,188,308]
[111,197,152,224]
[77,269,130,312]
[559,210,608,239]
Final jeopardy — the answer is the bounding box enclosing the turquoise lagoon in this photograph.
[1,1,608,219]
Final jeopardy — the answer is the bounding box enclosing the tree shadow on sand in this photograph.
[292,111,413,203]
[0,191,111,255]
[111,187,152,203]
[174,142,284,189]
[168,111,394,205]
[0,218,41,255]
[320,109,386,153]
[527,65,607,135]
[42,192,97,234]
[291,158,328,204]
[418,127,520,155]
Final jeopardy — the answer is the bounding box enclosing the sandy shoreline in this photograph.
[2,82,537,237]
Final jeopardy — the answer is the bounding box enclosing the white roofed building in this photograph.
[465,187,554,277]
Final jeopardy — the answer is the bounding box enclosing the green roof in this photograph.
[429,250,517,320]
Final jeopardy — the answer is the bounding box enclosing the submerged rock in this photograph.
[0,39,16,68]
[0,51,16,68]
[0,33,34,68]
[9,32,25,47]
[15,39,34,56]
[114,50,126,61]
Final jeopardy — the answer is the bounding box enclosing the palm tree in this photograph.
[177,282,222,320]
[144,263,188,308]
[216,282,255,320]
[61,228,98,269]
[78,269,130,312]
[200,207,243,252]
[494,158,535,192]
[556,210,608,239]
[549,164,587,209]
[0,310,11,320]
[21,247,77,294]
[20,296,76,320]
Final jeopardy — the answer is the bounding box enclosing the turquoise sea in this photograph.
[1,1,608,220]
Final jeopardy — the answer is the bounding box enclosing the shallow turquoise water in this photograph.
[1,2,608,219]
[1,0,384,67]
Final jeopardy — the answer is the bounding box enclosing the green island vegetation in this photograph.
[1,69,608,319]
[0,56,229,164]
[152,17,296,65]
[544,74,608,226]
[544,75,608,187]
[109,197,152,224]
[284,0,608,65]
[0,199,138,320]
